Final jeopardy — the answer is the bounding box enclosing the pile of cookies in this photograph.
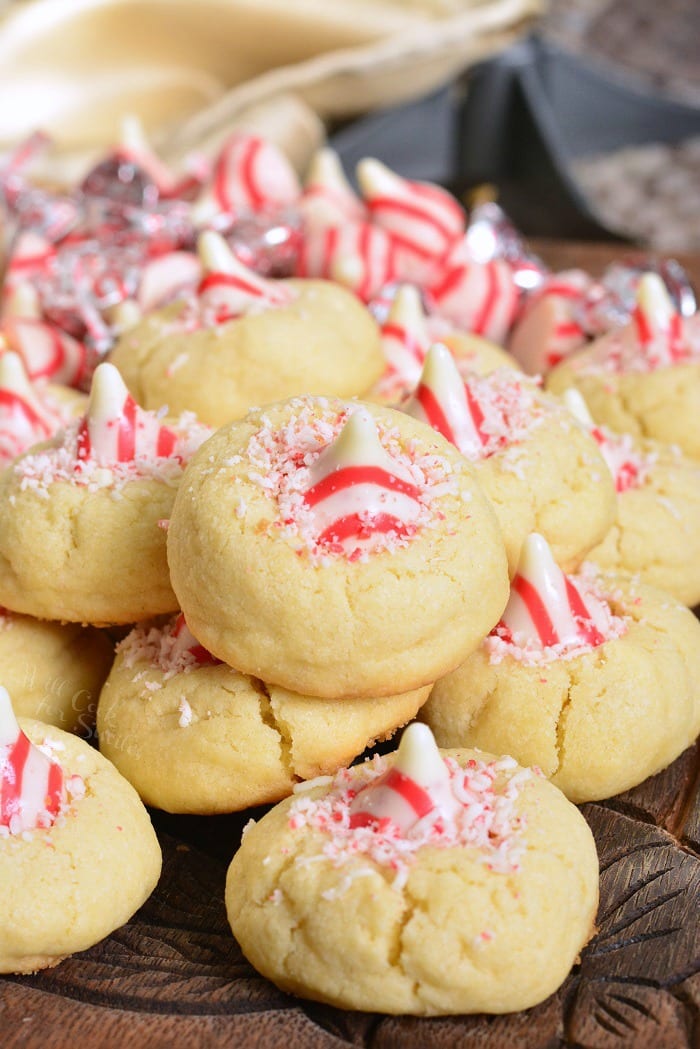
[1,123,698,1015]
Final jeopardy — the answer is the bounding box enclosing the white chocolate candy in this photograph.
[348,722,459,833]
[0,686,66,836]
[377,284,431,394]
[77,362,179,465]
[303,408,422,555]
[357,158,464,284]
[498,533,610,648]
[301,147,366,229]
[403,343,484,457]
[197,230,293,323]
[192,132,301,226]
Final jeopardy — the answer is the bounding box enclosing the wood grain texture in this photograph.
[1,242,698,1047]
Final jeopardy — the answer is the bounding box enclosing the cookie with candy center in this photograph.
[0,687,161,974]
[225,723,598,1014]
[0,362,211,623]
[422,533,700,803]
[97,613,431,814]
[547,273,700,459]
[402,345,616,573]
[167,394,509,699]
[110,232,383,427]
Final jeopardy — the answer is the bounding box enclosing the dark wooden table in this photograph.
[2,241,698,1048]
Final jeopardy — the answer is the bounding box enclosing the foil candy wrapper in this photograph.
[1,135,303,382]
[576,256,697,335]
[464,201,547,293]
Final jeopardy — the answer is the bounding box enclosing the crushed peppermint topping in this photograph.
[455,370,545,462]
[116,614,219,682]
[286,753,531,890]
[590,425,655,492]
[580,313,700,376]
[486,574,628,666]
[239,398,459,562]
[12,410,210,495]
[178,697,194,728]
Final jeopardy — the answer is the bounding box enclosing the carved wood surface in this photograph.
[1,242,698,1047]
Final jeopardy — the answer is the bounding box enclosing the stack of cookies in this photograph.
[0,125,698,1017]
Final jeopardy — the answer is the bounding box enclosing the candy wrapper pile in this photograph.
[1,121,695,391]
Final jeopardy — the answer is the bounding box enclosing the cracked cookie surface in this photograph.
[96,615,430,813]
[225,747,598,1014]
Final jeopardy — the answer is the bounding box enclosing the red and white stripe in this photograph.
[300,147,366,230]
[377,284,431,395]
[563,389,646,494]
[430,247,519,344]
[296,219,397,302]
[76,362,179,465]
[631,273,687,364]
[508,270,591,374]
[403,343,486,458]
[197,230,293,323]
[0,351,63,466]
[349,722,458,833]
[2,314,87,387]
[303,408,422,554]
[496,533,609,649]
[170,613,221,667]
[357,159,465,285]
[137,251,202,313]
[192,132,301,225]
[0,686,65,835]
[2,232,55,296]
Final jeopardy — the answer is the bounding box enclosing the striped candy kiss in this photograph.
[563,389,648,494]
[349,723,459,833]
[377,284,431,395]
[300,147,367,230]
[0,351,63,466]
[0,686,65,835]
[192,132,301,226]
[403,343,487,459]
[197,231,294,324]
[302,408,422,555]
[76,362,179,465]
[296,219,397,302]
[508,270,592,374]
[2,280,87,387]
[430,248,518,344]
[496,533,609,650]
[632,273,687,364]
[357,159,465,285]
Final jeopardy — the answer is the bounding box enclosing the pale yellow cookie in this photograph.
[547,354,700,460]
[167,395,509,699]
[423,574,700,803]
[585,436,700,606]
[0,364,210,624]
[97,614,430,813]
[226,734,598,1015]
[546,278,700,461]
[0,609,113,733]
[403,353,617,574]
[0,718,161,974]
[110,280,383,427]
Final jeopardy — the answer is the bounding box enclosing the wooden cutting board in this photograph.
[2,241,699,1049]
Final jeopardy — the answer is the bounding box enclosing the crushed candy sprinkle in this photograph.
[238,397,460,562]
[486,572,628,666]
[12,410,210,495]
[286,753,531,890]
[117,614,220,684]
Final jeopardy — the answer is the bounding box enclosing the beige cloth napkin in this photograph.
[0,0,545,179]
